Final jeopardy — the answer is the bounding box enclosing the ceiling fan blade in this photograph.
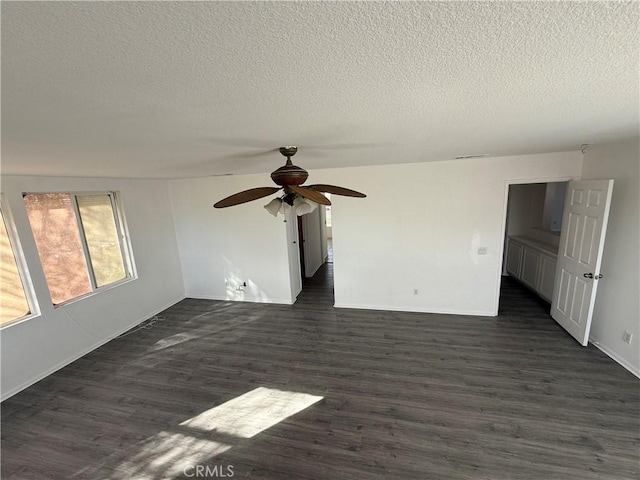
[201,137,278,149]
[303,142,388,150]
[214,187,281,208]
[221,148,280,159]
[307,184,367,198]
[288,185,331,206]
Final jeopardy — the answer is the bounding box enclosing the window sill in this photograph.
[52,276,137,309]
[0,311,42,330]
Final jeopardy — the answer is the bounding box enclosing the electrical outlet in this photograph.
[413,289,419,295]
[477,247,487,255]
[623,331,633,344]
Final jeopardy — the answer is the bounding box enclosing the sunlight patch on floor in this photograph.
[104,387,323,479]
[108,432,231,480]
[146,311,265,354]
[149,332,200,351]
[181,387,324,438]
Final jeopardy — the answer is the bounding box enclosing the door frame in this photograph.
[494,176,578,315]
[285,194,331,303]
[297,216,306,280]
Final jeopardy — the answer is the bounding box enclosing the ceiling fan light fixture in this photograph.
[279,201,291,215]
[264,198,283,216]
[294,197,318,216]
[303,199,319,215]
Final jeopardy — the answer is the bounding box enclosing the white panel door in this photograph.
[285,208,302,299]
[551,179,614,345]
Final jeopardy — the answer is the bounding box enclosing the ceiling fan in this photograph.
[213,146,366,214]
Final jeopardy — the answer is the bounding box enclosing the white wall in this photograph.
[582,138,640,377]
[310,151,583,316]
[169,175,295,304]
[1,175,185,400]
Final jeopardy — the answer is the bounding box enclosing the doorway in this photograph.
[324,197,333,264]
[288,195,334,304]
[499,181,568,311]
[499,178,615,346]
[297,202,329,282]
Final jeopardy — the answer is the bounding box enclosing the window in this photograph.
[1,203,34,326]
[24,192,133,305]
[324,193,332,228]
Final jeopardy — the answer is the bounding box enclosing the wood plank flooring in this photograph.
[2,266,638,479]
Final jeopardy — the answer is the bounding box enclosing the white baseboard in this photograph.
[333,302,495,317]
[589,339,640,380]
[187,294,295,305]
[1,295,186,402]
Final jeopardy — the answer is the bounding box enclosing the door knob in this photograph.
[583,273,603,279]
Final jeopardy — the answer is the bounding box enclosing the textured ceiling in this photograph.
[1,1,638,179]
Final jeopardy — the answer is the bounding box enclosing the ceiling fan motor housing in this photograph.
[271,163,309,186]
[271,146,308,186]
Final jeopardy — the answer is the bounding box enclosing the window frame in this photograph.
[0,194,40,328]
[23,191,137,307]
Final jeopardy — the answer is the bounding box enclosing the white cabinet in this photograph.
[521,248,541,290]
[506,236,558,303]
[537,254,557,302]
[506,240,524,277]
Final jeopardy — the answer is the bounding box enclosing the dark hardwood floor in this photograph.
[2,267,638,479]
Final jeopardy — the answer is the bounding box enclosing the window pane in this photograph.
[324,193,332,228]
[24,193,92,304]
[1,211,30,324]
[77,195,126,287]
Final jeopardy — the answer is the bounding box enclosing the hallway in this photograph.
[294,262,335,308]
[293,237,334,308]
